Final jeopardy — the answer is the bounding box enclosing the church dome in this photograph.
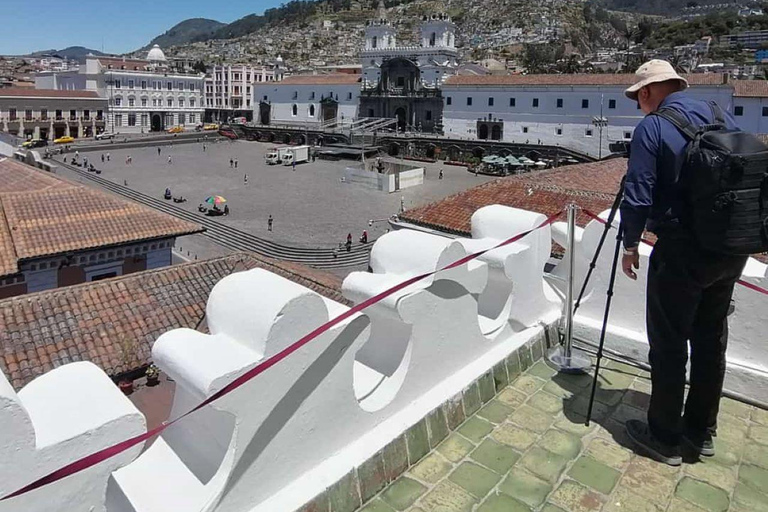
[147,44,166,62]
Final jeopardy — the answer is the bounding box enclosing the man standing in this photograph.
[620,60,748,466]
[268,215,273,232]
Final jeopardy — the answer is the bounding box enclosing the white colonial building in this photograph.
[252,74,361,127]
[361,4,459,88]
[441,73,735,157]
[204,62,285,122]
[35,45,205,134]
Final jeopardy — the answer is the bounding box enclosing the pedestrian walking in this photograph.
[157,147,161,156]
[230,158,233,168]
[234,159,238,169]
[168,155,172,165]
[101,154,105,163]
[106,152,110,162]
[620,59,752,466]
[268,215,273,232]
[124,179,128,186]
[244,174,248,185]
[292,160,296,171]
[203,144,206,152]
[439,168,444,180]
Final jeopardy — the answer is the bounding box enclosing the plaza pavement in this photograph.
[59,139,493,269]
[362,360,768,512]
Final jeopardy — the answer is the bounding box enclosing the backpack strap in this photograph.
[708,101,726,125]
[652,108,699,140]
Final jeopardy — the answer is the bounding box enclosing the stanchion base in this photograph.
[547,345,591,374]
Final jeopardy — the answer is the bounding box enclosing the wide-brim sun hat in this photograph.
[625,59,689,100]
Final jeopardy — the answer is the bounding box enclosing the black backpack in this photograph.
[653,102,768,255]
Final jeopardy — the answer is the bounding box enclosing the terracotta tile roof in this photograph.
[732,80,768,97]
[400,159,628,235]
[278,74,362,85]
[97,57,153,71]
[0,252,347,390]
[0,88,102,99]
[443,73,727,87]
[0,159,203,276]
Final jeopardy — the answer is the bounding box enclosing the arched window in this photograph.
[429,32,436,46]
[292,104,298,116]
[309,104,315,117]
[372,36,377,49]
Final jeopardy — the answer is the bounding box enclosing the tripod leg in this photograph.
[585,223,624,426]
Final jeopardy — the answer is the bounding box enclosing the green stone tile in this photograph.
[519,447,569,483]
[382,436,409,482]
[740,464,768,492]
[478,371,496,403]
[709,437,743,468]
[448,462,501,499]
[530,336,544,362]
[742,442,768,469]
[496,387,527,408]
[621,456,679,506]
[621,389,650,410]
[477,492,531,512]
[564,396,610,422]
[506,352,521,382]
[457,417,494,443]
[629,378,652,393]
[528,360,557,379]
[380,477,427,511]
[327,470,361,512]
[437,433,474,463]
[510,375,545,396]
[749,424,768,446]
[444,394,466,430]
[550,371,593,390]
[470,438,520,474]
[491,422,538,451]
[518,346,533,371]
[426,407,449,449]
[508,405,554,433]
[359,499,395,512]
[537,429,582,459]
[733,482,768,512]
[476,400,512,424]
[585,437,631,470]
[528,390,563,414]
[683,459,736,491]
[540,505,568,512]
[610,404,646,425]
[492,361,509,392]
[498,467,553,508]
[667,497,709,512]
[409,452,452,484]
[549,480,604,512]
[543,380,576,399]
[358,451,388,502]
[418,481,476,512]
[603,486,665,512]
[752,407,768,426]
[568,456,620,494]
[717,414,749,445]
[406,420,430,464]
[719,397,752,420]
[605,359,646,377]
[674,476,729,512]
[463,382,482,416]
[598,368,635,390]
[553,414,596,437]
[588,386,625,407]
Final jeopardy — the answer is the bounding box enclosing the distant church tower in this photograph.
[364,0,396,50]
[420,13,456,49]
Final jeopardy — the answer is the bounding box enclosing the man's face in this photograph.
[637,86,654,115]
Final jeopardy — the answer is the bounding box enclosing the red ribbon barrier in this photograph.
[580,208,768,296]
[1,211,564,501]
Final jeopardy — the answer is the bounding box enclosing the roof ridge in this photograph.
[0,195,19,275]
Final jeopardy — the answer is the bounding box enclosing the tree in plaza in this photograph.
[521,43,565,74]
[192,60,207,74]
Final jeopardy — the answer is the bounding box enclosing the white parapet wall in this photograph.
[0,204,561,512]
[549,210,768,405]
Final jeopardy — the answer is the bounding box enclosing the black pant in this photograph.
[646,234,747,445]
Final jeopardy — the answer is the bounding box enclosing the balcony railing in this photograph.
[360,86,441,98]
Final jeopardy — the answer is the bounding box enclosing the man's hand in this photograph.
[622,248,640,280]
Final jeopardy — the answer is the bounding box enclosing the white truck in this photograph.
[282,145,310,166]
[265,146,290,165]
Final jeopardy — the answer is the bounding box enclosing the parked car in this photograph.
[167,126,184,134]
[54,136,75,144]
[203,123,219,131]
[95,132,115,140]
[21,139,47,149]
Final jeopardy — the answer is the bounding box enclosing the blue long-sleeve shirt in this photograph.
[619,91,738,249]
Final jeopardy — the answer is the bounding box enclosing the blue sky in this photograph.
[1,0,284,56]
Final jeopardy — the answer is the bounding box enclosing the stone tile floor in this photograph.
[361,359,768,512]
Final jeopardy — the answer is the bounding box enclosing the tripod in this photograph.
[569,176,627,426]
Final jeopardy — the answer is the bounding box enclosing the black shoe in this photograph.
[626,419,682,466]
[681,430,715,457]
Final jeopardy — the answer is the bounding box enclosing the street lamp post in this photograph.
[591,94,608,160]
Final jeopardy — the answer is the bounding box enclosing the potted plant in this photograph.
[145,364,160,387]
[117,335,138,395]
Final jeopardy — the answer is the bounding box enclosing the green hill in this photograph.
[145,18,226,49]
